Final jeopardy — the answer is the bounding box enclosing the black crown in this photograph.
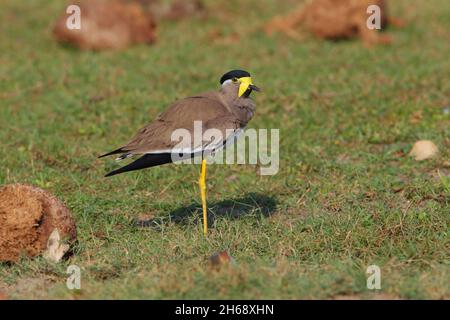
[220,70,251,84]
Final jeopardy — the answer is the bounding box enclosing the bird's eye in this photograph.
[232,77,238,83]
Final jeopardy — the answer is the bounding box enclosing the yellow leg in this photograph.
[199,159,208,235]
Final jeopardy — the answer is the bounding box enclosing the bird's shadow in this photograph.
[133,192,277,230]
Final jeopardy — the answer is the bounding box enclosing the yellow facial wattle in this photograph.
[238,76,254,97]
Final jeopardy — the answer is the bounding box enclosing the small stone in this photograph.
[208,251,236,269]
[408,140,439,161]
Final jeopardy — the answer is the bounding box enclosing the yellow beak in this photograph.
[238,77,260,97]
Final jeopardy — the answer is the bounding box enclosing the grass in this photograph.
[0,0,449,299]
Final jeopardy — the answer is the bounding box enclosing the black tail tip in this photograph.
[104,170,119,177]
[98,147,124,159]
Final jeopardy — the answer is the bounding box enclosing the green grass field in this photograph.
[0,0,449,299]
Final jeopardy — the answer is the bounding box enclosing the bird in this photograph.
[99,70,260,235]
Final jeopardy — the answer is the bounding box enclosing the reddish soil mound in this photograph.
[53,0,157,50]
[0,184,76,262]
[264,0,394,46]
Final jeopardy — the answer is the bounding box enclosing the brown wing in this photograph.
[109,92,232,155]
[204,115,243,142]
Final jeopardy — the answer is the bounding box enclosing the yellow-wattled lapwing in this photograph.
[99,70,260,235]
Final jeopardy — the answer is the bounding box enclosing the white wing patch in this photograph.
[141,127,245,156]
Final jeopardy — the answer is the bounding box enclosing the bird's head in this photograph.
[220,70,261,98]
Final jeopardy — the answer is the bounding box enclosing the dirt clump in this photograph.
[53,0,157,50]
[208,251,236,269]
[264,0,397,46]
[0,184,76,262]
[409,140,439,161]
